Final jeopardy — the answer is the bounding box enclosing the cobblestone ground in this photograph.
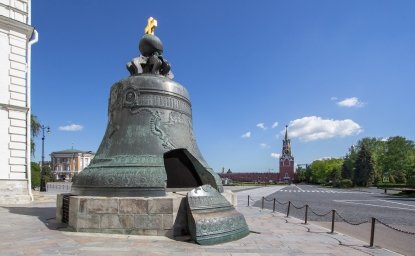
[0,187,401,256]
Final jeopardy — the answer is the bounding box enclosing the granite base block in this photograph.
[56,190,237,238]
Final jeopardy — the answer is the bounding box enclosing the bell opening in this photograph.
[164,148,203,190]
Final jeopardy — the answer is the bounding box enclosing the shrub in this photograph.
[395,172,407,184]
[337,179,353,188]
[389,175,396,184]
[31,162,40,189]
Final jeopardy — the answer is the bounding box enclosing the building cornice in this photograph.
[0,103,29,112]
[0,15,34,39]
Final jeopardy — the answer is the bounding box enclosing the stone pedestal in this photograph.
[56,190,237,238]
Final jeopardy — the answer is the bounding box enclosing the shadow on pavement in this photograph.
[2,206,67,230]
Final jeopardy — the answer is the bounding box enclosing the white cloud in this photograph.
[241,131,251,139]
[275,134,280,139]
[336,97,365,108]
[260,143,269,148]
[256,123,267,130]
[330,96,338,101]
[59,123,83,132]
[270,153,280,159]
[286,116,362,142]
[271,121,279,128]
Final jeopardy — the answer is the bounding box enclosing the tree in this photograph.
[329,166,342,186]
[381,136,415,182]
[295,166,306,183]
[355,138,386,184]
[305,165,313,183]
[341,146,356,180]
[31,114,41,157]
[309,158,344,184]
[354,144,375,187]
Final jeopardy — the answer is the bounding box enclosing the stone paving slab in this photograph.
[0,187,401,256]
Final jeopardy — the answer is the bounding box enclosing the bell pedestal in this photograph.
[56,190,237,237]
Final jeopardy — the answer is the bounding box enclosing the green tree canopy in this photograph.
[31,114,41,157]
[309,158,343,184]
[354,143,375,187]
[341,146,357,180]
[380,136,415,181]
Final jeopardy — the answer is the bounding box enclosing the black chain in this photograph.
[309,208,332,217]
[376,219,415,235]
[275,199,289,205]
[291,203,307,210]
[247,194,415,238]
[335,212,369,226]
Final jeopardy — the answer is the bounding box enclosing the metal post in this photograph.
[331,210,335,233]
[40,126,45,192]
[273,198,276,212]
[370,217,376,247]
[40,125,50,192]
[305,204,309,224]
[287,201,291,217]
[261,196,264,210]
[248,195,250,206]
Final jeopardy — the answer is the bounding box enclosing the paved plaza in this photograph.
[0,186,400,255]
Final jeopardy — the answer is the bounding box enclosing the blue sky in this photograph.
[31,0,415,172]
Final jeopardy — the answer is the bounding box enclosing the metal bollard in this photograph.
[261,197,265,210]
[304,204,309,224]
[331,210,336,233]
[273,198,276,212]
[287,201,291,217]
[370,217,376,247]
[248,195,250,206]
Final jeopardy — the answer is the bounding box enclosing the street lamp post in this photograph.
[40,125,50,192]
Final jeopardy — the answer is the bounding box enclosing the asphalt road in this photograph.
[252,184,415,255]
[256,184,415,226]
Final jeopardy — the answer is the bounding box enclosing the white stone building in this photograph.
[51,149,95,180]
[0,0,37,204]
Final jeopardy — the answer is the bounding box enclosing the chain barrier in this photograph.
[375,218,415,235]
[275,199,289,205]
[291,202,307,210]
[335,212,369,226]
[309,208,332,217]
[247,194,415,248]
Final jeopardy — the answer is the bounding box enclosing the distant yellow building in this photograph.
[50,149,94,180]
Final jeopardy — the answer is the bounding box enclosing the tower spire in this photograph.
[284,125,288,140]
[279,124,295,183]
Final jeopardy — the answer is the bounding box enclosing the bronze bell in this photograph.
[69,20,250,246]
[71,35,223,196]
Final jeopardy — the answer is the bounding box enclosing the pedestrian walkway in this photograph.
[0,187,400,256]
